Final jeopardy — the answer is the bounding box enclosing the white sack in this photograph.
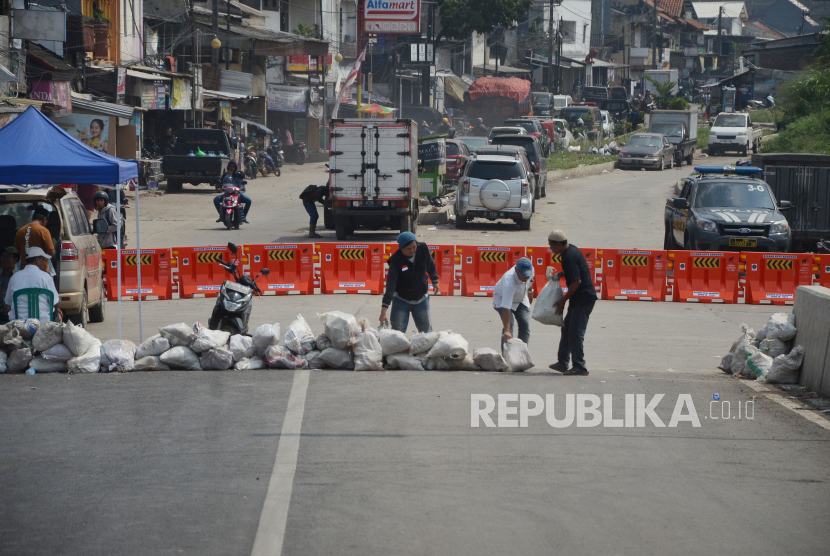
[473,348,510,372]
[133,356,170,372]
[315,333,333,351]
[319,347,354,369]
[378,328,410,356]
[200,346,235,370]
[746,350,773,380]
[764,313,797,341]
[318,311,360,349]
[717,353,733,373]
[41,343,74,362]
[0,351,6,373]
[385,353,425,371]
[190,323,231,354]
[760,338,789,359]
[252,323,281,356]
[502,338,534,372]
[532,276,565,326]
[160,346,202,370]
[32,322,64,352]
[12,319,40,339]
[31,356,66,373]
[426,331,468,360]
[67,340,102,374]
[235,356,266,370]
[445,354,481,371]
[158,322,195,346]
[265,345,307,369]
[304,350,326,369]
[135,334,170,359]
[729,324,756,375]
[766,345,804,384]
[100,339,136,372]
[354,327,383,372]
[63,321,97,357]
[285,314,316,355]
[420,356,450,371]
[7,348,32,373]
[2,328,23,350]
[409,331,440,355]
[228,334,256,362]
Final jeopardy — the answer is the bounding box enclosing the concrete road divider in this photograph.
[793,285,830,397]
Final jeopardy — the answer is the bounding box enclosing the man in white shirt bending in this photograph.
[492,257,534,350]
[4,247,61,323]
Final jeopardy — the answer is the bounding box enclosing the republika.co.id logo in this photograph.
[471,393,755,428]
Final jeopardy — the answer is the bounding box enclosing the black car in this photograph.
[490,134,548,199]
[504,118,551,156]
[581,86,609,104]
[600,99,631,119]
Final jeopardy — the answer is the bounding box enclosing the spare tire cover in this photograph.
[479,179,511,210]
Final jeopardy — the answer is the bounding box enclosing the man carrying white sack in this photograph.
[493,257,534,350]
[547,229,597,376]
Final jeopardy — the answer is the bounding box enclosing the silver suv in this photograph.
[455,153,534,230]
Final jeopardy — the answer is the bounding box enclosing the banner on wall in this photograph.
[266,56,285,84]
[29,80,72,109]
[52,114,110,154]
[266,84,307,113]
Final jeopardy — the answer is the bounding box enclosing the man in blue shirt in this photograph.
[214,161,252,223]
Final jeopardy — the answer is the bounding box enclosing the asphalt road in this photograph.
[2,155,829,555]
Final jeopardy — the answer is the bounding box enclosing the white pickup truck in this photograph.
[707,112,762,156]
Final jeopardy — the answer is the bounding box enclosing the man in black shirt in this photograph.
[379,232,440,333]
[547,229,597,375]
[299,184,330,238]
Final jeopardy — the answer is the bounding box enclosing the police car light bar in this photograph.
[694,165,763,175]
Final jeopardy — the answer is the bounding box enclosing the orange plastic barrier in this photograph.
[668,251,740,303]
[817,254,830,289]
[599,249,667,301]
[525,246,598,296]
[172,245,237,298]
[458,245,526,296]
[243,244,315,295]
[384,243,458,295]
[102,249,174,300]
[742,252,815,305]
[318,243,385,294]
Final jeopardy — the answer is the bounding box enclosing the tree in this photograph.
[293,24,317,37]
[434,0,534,44]
[645,75,677,108]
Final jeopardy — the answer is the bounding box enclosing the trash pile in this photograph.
[0,311,535,374]
[718,313,804,384]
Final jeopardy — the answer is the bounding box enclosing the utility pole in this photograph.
[212,0,219,68]
[226,0,231,70]
[716,5,723,62]
[652,0,658,69]
[547,0,554,91]
[556,17,563,94]
[799,9,808,35]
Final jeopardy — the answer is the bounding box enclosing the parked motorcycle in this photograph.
[220,182,246,230]
[283,141,308,165]
[243,149,259,179]
[266,140,285,173]
[208,242,270,335]
[258,150,279,177]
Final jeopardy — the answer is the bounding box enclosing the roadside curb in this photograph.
[547,160,617,181]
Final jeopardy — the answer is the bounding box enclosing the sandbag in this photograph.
[63,321,97,357]
[133,356,170,372]
[159,346,202,370]
[100,339,136,372]
[420,356,450,371]
[502,338,534,372]
[31,355,66,373]
[10,319,40,339]
[0,351,6,373]
[315,333,333,351]
[7,348,32,373]
[32,321,64,352]
[264,345,307,369]
[235,356,266,370]
[426,331,468,360]
[446,354,481,371]
[252,323,281,356]
[763,313,797,341]
[285,314,316,355]
[2,328,23,350]
[473,348,510,372]
[66,340,102,374]
[319,347,354,369]
[532,276,565,326]
[225,334,253,362]
[409,331,440,355]
[354,322,383,372]
[746,350,773,380]
[304,350,326,369]
[728,324,756,375]
[158,322,194,346]
[199,346,235,370]
[40,343,74,362]
[190,323,230,354]
[385,353,424,371]
[318,311,360,349]
[378,328,410,356]
[717,353,733,373]
[135,334,170,359]
[760,338,789,359]
[766,345,804,384]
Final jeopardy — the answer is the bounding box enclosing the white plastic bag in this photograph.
[159,346,202,370]
[31,356,66,373]
[378,328,410,356]
[304,350,326,369]
[158,322,195,346]
[63,321,97,357]
[318,311,361,349]
[385,353,425,371]
[32,321,64,352]
[760,338,789,359]
[354,323,383,371]
[135,334,171,359]
[67,340,102,374]
[420,356,450,371]
[199,346,235,370]
[265,345,307,369]
[532,276,565,326]
[426,331,468,360]
[228,334,256,362]
[285,314,316,355]
[473,348,510,372]
[133,356,170,372]
[0,351,7,373]
[729,324,756,375]
[252,323,281,356]
[409,331,440,355]
[41,343,74,362]
[7,348,32,373]
[190,323,231,354]
[763,313,797,341]
[319,347,354,369]
[315,333,333,351]
[766,345,804,384]
[100,339,136,372]
[11,319,39,339]
[445,354,481,371]
[746,350,773,380]
[235,356,266,370]
[717,353,733,373]
[502,338,534,372]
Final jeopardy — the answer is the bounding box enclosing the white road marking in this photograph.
[251,369,311,556]
[744,380,830,431]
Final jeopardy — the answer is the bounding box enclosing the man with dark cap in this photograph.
[15,206,55,271]
[379,231,440,333]
[547,229,597,375]
[493,257,535,349]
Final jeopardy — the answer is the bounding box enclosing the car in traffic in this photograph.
[455,152,534,230]
[609,86,628,101]
[488,126,527,143]
[581,86,609,104]
[600,99,631,120]
[503,118,551,156]
[531,92,554,117]
[707,112,763,156]
[550,119,574,148]
[460,136,489,153]
[490,134,548,198]
[617,133,676,171]
[474,145,536,211]
[560,105,602,136]
[664,165,792,251]
[0,186,106,325]
[552,95,573,116]
[600,110,613,137]
[444,139,472,187]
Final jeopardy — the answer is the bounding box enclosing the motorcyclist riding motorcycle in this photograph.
[471,118,488,137]
[437,117,451,134]
[93,190,124,250]
[214,162,252,224]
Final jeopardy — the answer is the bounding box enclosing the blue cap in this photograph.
[515,257,533,277]
[397,231,417,248]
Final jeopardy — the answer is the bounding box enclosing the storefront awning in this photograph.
[69,93,135,118]
[126,69,171,81]
[203,89,251,100]
[232,116,273,134]
[194,16,329,57]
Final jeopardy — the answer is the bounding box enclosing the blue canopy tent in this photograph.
[0,106,143,339]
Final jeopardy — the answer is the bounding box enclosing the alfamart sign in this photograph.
[363,0,420,34]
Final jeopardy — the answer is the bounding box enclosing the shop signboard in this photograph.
[363,0,420,34]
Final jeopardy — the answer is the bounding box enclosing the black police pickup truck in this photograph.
[163,129,235,193]
[664,166,793,252]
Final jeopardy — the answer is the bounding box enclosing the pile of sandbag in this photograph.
[0,320,104,375]
[718,313,804,384]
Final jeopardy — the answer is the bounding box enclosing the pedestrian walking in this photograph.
[379,232,440,333]
[546,230,597,375]
[493,257,534,350]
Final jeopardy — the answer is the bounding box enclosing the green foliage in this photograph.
[762,108,830,155]
[697,126,710,149]
[778,68,830,123]
[436,0,534,41]
[293,24,317,37]
[812,17,830,69]
[668,97,690,110]
[646,76,678,108]
[613,118,631,136]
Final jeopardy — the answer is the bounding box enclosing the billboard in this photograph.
[363,0,420,34]
[52,114,110,154]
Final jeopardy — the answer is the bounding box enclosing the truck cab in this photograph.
[707,112,762,156]
[647,109,698,166]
